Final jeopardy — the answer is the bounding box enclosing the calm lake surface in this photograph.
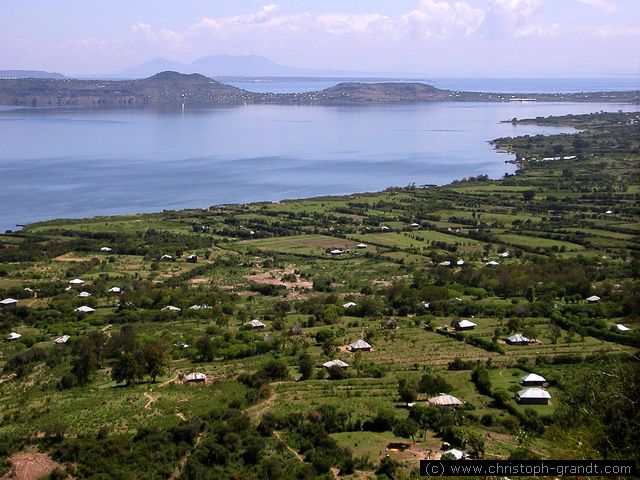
[0,101,638,231]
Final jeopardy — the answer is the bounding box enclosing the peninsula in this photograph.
[1,71,638,107]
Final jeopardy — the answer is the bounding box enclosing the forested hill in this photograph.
[0,71,638,107]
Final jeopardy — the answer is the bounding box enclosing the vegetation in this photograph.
[0,110,638,478]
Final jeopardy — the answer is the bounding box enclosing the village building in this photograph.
[248,319,266,329]
[0,298,18,309]
[54,335,70,344]
[456,259,465,266]
[452,319,477,331]
[356,243,368,249]
[349,339,372,352]
[100,247,112,252]
[505,333,531,345]
[162,305,181,312]
[343,301,357,309]
[614,323,630,333]
[322,359,349,369]
[499,251,510,258]
[486,260,500,266]
[69,278,85,285]
[185,372,207,382]
[380,226,390,231]
[442,449,465,460]
[521,373,546,386]
[428,393,463,408]
[439,260,451,267]
[6,332,22,341]
[586,295,601,303]
[410,222,420,227]
[78,291,91,298]
[108,287,122,294]
[516,387,551,405]
[74,306,95,314]
[186,254,198,263]
[160,254,173,261]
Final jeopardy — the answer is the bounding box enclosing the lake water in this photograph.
[0,101,638,231]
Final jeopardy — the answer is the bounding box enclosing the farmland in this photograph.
[0,110,638,479]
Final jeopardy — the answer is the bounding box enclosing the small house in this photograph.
[160,254,173,261]
[486,260,500,266]
[0,298,18,309]
[248,319,266,329]
[162,305,181,312]
[615,323,630,333]
[186,255,198,263]
[385,318,399,330]
[521,373,546,386]
[100,247,112,252]
[329,248,344,255]
[78,291,92,298]
[499,252,510,258]
[410,222,420,228]
[54,335,70,344]
[456,260,465,266]
[69,278,85,285]
[516,387,551,405]
[586,295,601,303]
[74,306,95,314]
[343,301,357,309]
[428,393,463,408]
[108,287,122,294]
[505,333,530,345]
[356,243,368,249]
[322,359,349,369]
[185,372,207,382]
[349,339,372,352]
[439,260,451,267]
[442,449,465,460]
[189,304,211,310]
[380,226,390,231]
[6,332,22,341]
[453,319,477,331]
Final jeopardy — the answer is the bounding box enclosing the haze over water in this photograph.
[1,100,638,231]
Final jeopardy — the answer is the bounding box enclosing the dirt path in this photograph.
[101,324,112,332]
[273,431,304,463]
[159,374,179,388]
[245,390,280,423]
[143,391,156,410]
[169,433,203,480]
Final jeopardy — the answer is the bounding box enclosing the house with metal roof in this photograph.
[505,333,531,345]
[349,339,372,352]
[516,387,551,404]
[453,319,477,331]
[428,393,463,407]
[322,359,349,369]
[521,373,546,386]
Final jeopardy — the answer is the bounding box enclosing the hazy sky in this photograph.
[1,0,639,76]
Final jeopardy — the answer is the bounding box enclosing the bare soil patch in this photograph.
[2,448,65,480]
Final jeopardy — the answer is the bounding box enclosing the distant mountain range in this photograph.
[119,54,375,79]
[0,70,66,80]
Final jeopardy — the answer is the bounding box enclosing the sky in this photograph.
[1,0,639,76]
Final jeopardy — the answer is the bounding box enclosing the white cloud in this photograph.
[576,0,618,14]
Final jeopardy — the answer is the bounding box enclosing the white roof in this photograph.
[605,210,613,214]
[78,291,91,297]
[54,335,70,344]
[350,339,372,350]
[24,288,34,292]
[74,305,95,313]
[381,226,389,230]
[615,323,630,332]
[100,247,112,251]
[586,295,601,302]
[486,260,500,266]
[456,260,464,266]
[442,449,465,460]
[108,287,121,293]
[185,372,207,381]
[457,319,477,328]
[421,301,430,308]
[160,254,173,260]
[249,319,265,328]
[356,243,368,248]
[521,373,546,383]
[189,304,211,310]
[1,298,18,305]
[499,252,510,257]
[186,254,197,259]
[428,393,463,406]
[439,261,451,266]
[410,222,420,227]
[69,278,85,284]
[6,332,22,340]
[162,305,181,312]
[343,301,357,308]
[329,249,344,255]
[506,333,530,343]
[323,359,349,368]
[517,387,551,399]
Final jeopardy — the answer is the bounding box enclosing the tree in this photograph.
[398,378,418,403]
[471,364,492,395]
[142,340,169,382]
[522,190,536,201]
[393,418,418,442]
[195,334,215,362]
[111,351,143,386]
[298,353,314,381]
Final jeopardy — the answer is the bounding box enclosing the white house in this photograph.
[349,339,372,352]
[380,226,390,231]
[428,393,463,407]
[343,301,357,309]
[78,291,92,298]
[189,304,211,310]
[69,278,85,285]
[516,387,551,405]
[100,247,112,252]
[162,305,181,312]
[506,333,531,345]
[410,222,420,227]
[499,252,510,258]
[6,332,22,341]
[329,249,345,255]
[456,260,465,266]
[248,319,266,329]
[453,319,477,331]
[185,372,207,382]
[322,359,349,369]
[1,298,18,308]
[74,306,95,313]
[356,243,368,249]
[439,260,451,267]
[615,323,630,333]
[486,260,500,266]
[586,295,601,303]
[160,254,173,261]
[442,449,465,460]
[521,373,546,386]
[54,335,70,344]
[108,287,122,294]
